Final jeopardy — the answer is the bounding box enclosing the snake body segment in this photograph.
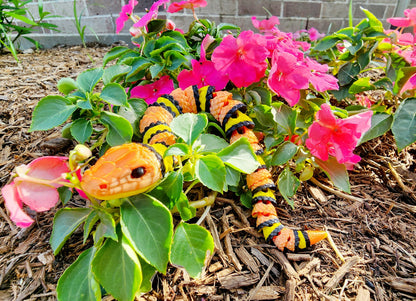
[81,85,327,252]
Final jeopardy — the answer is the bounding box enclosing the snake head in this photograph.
[80,143,164,200]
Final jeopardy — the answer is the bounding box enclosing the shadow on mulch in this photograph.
[0,46,415,301]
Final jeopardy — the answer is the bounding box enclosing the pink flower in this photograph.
[133,0,169,28]
[387,8,416,29]
[304,57,339,92]
[211,31,268,88]
[1,157,70,227]
[267,50,310,106]
[167,0,207,13]
[116,0,138,34]
[178,35,229,90]
[251,16,280,34]
[130,75,174,104]
[308,27,325,41]
[306,104,373,169]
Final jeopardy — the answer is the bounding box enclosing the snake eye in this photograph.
[131,167,146,178]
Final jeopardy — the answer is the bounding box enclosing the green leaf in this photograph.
[195,134,229,153]
[348,77,375,94]
[120,194,173,272]
[147,19,166,33]
[77,99,92,110]
[361,8,383,30]
[253,105,275,127]
[313,36,340,51]
[83,211,99,244]
[126,58,152,81]
[251,87,272,105]
[50,208,92,255]
[92,232,142,301]
[224,166,240,191]
[358,113,393,145]
[240,190,252,209]
[57,186,72,205]
[149,64,165,78]
[94,210,118,244]
[100,83,128,106]
[117,98,148,135]
[195,155,226,192]
[5,11,38,25]
[271,103,297,134]
[217,138,259,174]
[100,111,133,146]
[170,223,214,278]
[315,157,350,193]
[57,247,101,301]
[165,143,190,157]
[171,113,208,145]
[30,96,77,132]
[103,46,131,66]
[76,68,103,93]
[138,256,156,293]
[277,167,300,208]
[217,22,240,31]
[392,98,416,152]
[338,62,360,86]
[103,64,132,85]
[270,141,298,166]
[70,118,93,144]
[165,50,187,71]
[57,78,78,95]
[148,171,184,209]
[393,67,416,95]
[175,192,196,221]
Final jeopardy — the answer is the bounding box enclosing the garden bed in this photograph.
[0,45,415,301]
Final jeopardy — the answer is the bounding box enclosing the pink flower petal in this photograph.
[26,156,69,185]
[2,183,34,228]
[15,178,60,212]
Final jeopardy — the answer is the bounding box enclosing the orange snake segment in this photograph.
[230,126,263,154]
[139,106,174,134]
[170,87,197,113]
[81,143,163,200]
[246,168,275,192]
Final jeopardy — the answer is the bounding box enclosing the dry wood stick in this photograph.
[247,262,274,301]
[325,256,360,292]
[284,278,297,301]
[221,213,243,271]
[206,213,229,267]
[269,249,300,281]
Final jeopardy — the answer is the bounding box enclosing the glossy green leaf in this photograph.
[165,143,190,157]
[270,141,298,166]
[217,138,259,174]
[392,98,416,152]
[195,134,229,153]
[224,166,241,191]
[100,111,133,146]
[393,67,416,95]
[30,96,77,131]
[94,210,118,244]
[100,83,128,106]
[70,118,93,144]
[171,113,208,145]
[359,113,393,145]
[170,223,214,278]
[103,46,130,66]
[103,64,131,85]
[57,77,78,95]
[148,171,184,209]
[76,68,103,93]
[83,211,99,244]
[338,62,360,86]
[57,247,101,301]
[348,77,375,94]
[315,157,350,193]
[313,36,340,51]
[50,208,92,255]
[277,167,300,208]
[138,255,156,293]
[271,103,297,134]
[121,194,173,272]
[57,186,72,205]
[195,155,226,192]
[175,192,196,221]
[253,105,275,127]
[92,232,142,301]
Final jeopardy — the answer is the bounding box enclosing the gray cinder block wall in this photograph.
[19,0,414,49]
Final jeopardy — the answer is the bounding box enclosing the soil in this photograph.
[0,45,415,301]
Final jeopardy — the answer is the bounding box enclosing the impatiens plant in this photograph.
[3,1,416,301]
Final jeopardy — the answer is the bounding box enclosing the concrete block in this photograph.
[278,17,307,32]
[53,0,88,18]
[307,18,345,33]
[221,15,256,31]
[195,0,237,16]
[87,0,122,15]
[321,3,353,18]
[83,15,117,34]
[238,0,281,17]
[283,1,321,18]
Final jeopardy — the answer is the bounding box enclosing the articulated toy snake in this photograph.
[80,86,327,252]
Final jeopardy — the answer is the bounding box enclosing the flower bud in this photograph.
[73,144,92,162]
[299,165,314,181]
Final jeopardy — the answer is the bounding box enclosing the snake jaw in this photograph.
[80,143,164,200]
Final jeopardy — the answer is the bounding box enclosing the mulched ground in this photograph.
[0,45,416,301]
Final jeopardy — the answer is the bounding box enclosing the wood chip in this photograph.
[325,256,360,292]
[218,271,259,290]
[235,246,259,273]
[356,286,371,301]
[269,249,300,281]
[248,285,284,300]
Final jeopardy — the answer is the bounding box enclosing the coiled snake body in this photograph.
[81,86,327,252]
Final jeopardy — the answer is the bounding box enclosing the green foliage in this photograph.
[0,0,59,61]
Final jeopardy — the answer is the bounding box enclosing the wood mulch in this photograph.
[0,45,415,301]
